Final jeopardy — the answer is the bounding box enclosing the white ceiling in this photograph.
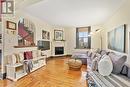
[15,0,43,10]
[24,0,126,27]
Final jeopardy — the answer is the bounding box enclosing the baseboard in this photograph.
[46,55,72,61]
[46,56,53,61]
[50,54,72,58]
[66,54,72,57]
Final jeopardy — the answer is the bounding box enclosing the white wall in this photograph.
[91,25,103,49]
[2,10,71,56]
[0,23,1,33]
[3,0,130,72]
[0,23,2,49]
[64,25,102,54]
[101,0,130,66]
[2,10,70,73]
[51,26,68,56]
[0,22,2,72]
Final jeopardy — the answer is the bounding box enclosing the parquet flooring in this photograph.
[0,57,88,87]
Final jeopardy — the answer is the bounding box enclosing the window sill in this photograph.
[74,48,91,49]
[53,39,66,41]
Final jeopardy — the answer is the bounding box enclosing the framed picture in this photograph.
[42,30,47,39]
[6,21,16,30]
[42,30,50,40]
[108,24,126,53]
[54,30,63,41]
[47,32,50,40]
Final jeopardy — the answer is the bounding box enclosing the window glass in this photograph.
[76,27,91,49]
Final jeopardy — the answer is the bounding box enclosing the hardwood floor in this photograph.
[0,57,88,87]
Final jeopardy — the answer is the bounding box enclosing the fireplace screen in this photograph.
[55,47,64,55]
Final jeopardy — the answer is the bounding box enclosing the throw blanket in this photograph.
[121,65,130,78]
[23,60,33,73]
[89,71,130,87]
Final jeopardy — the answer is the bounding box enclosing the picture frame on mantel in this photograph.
[54,30,63,41]
[42,30,50,40]
[6,21,16,30]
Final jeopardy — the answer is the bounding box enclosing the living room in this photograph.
[0,0,130,87]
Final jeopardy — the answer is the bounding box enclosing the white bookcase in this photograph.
[6,55,46,81]
[6,63,27,81]
[31,56,46,72]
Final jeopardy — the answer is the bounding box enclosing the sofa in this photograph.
[72,49,130,86]
[86,49,130,87]
[71,51,88,64]
[71,49,101,65]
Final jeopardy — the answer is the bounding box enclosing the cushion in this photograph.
[87,58,92,67]
[14,53,20,63]
[100,50,107,56]
[125,64,130,78]
[109,52,127,74]
[87,51,92,57]
[37,50,41,57]
[91,57,101,71]
[91,53,96,60]
[96,48,101,54]
[98,55,113,76]
[120,65,128,75]
[11,54,17,64]
[24,51,33,60]
[91,59,97,71]
[101,54,107,59]
[95,53,101,59]
[93,48,101,54]
[32,50,38,58]
[19,53,24,61]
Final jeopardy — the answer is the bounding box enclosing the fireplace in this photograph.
[55,47,64,55]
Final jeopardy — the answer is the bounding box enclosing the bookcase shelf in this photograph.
[6,55,47,81]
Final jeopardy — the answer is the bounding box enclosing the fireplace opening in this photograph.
[55,47,64,55]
